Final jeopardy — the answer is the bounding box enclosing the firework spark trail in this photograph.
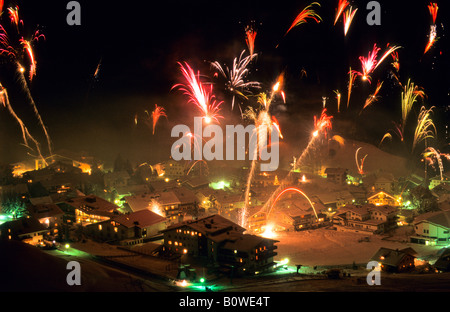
[412,106,436,153]
[210,50,260,112]
[401,79,425,133]
[347,67,357,108]
[424,25,437,55]
[334,90,341,112]
[241,75,286,227]
[343,6,357,36]
[16,62,53,155]
[283,2,322,38]
[362,80,383,112]
[0,20,52,156]
[355,147,368,175]
[151,104,167,135]
[186,159,208,176]
[423,147,448,180]
[173,62,224,124]
[0,83,47,164]
[245,25,257,56]
[334,0,350,25]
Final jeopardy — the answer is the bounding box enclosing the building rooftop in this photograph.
[111,210,166,229]
[370,247,416,267]
[222,234,278,253]
[27,203,64,219]
[414,210,450,229]
[162,214,246,243]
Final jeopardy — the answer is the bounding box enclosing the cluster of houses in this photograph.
[1,149,450,276]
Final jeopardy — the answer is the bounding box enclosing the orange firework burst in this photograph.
[343,6,357,36]
[428,2,438,24]
[151,104,167,135]
[19,31,45,81]
[173,62,224,124]
[7,6,22,31]
[391,51,400,72]
[334,0,350,25]
[313,108,333,138]
[358,44,401,83]
[284,2,322,36]
[362,80,383,112]
[245,25,257,56]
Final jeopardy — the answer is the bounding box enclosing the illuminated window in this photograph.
[174,241,178,246]
[183,249,188,254]
[98,224,102,230]
[114,227,118,233]
[168,241,172,245]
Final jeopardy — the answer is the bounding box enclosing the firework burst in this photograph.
[245,25,257,56]
[313,108,333,138]
[334,0,350,25]
[357,44,401,83]
[428,2,438,24]
[343,6,357,36]
[151,104,167,135]
[173,62,224,124]
[362,80,383,112]
[210,50,260,112]
[401,79,425,133]
[412,106,436,153]
[423,147,449,181]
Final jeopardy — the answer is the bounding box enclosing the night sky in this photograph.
[0,0,448,167]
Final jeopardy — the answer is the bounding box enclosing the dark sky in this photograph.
[0,0,449,167]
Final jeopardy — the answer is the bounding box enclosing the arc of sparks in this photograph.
[267,187,318,220]
[355,147,368,175]
[284,2,322,37]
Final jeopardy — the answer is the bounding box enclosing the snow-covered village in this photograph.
[0,0,449,301]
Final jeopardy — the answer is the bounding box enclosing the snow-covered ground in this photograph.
[273,227,442,267]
